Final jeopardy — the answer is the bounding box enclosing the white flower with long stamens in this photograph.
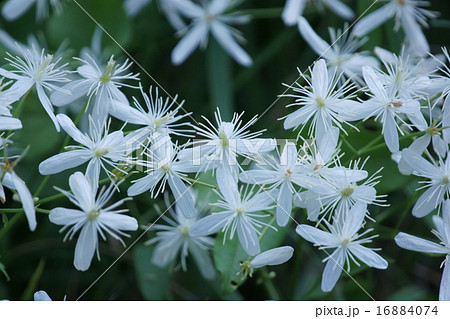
[281,59,361,140]
[111,85,192,149]
[189,169,277,256]
[2,0,62,21]
[38,114,129,187]
[282,0,354,26]
[50,55,139,127]
[0,140,36,231]
[296,202,388,292]
[0,47,69,131]
[185,108,275,178]
[297,17,379,85]
[400,148,450,218]
[146,195,215,279]
[239,142,317,227]
[49,172,138,271]
[395,199,450,301]
[355,66,423,153]
[352,0,438,57]
[239,246,294,278]
[127,137,196,218]
[171,0,252,66]
[299,162,384,221]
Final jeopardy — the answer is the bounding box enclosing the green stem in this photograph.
[261,269,282,300]
[0,207,50,214]
[390,192,420,238]
[258,216,276,241]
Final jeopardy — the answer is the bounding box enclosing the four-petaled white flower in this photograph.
[39,114,129,186]
[146,195,215,280]
[49,172,138,271]
[171,0,252,66]
[0,46,69,131]
[50,55,139,127]
[189,169,276,256]
[282,59,361,140]
[395,199,450,301]
[296,202,388,292]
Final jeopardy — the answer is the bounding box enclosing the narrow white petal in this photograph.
[250,246,294,268]
[189,213,231,237]
[298,16,333,59]
[56,114,90,145]
[1,0,34,21]
[10,172,36,231]
[276,182,292,227]
[323,0,354,20]
[39,150,91,175]
[383,111,399,153]
[74,223,97,271]
[69,172,95,211]
[282,0,305,26]
[33,291,52,301]
[352,5,393,37]
[110,100,146,125]
[237,218,260,256]
[394,232,448,254]
[349,244,388,269]
[0,116,22,130]
[412,185,443,218]
[312,59,329,98]
[49,208,86,226]
[296,224,337,246]
[439,261,450,301]
[239,170,278,185]
[189,243,216,280]
[50,80,90,106]
[99,213,138,231]
[321,249,344,292]
[167,173,196,218]
[36,84,60,132]
[401,148,439,178]
[172,24,208,65]
[127,171,164,197]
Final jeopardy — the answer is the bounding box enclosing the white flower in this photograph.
[436,48,450,143]
[394,199,450,301]
[189,168,277,256]
[171,0,252,66]
[111,86,192,149]
[352,0,438,57]
[296,202,388,292]
[281,59,361,140]
[124,0,152,17]
[33,291,52,301]
[185,108,275,178]
[239,142,316,227]
[146,195,215,279]
[125,0,186,30]
[0,47,69,131]
[2,0,62,21]
[0,153,36,231]
[400,148,450,218]
[127,137,196,218]
[239,246,294,277]
[50,56,139,126]
[38,114,129,186]
[282,0,354,26]
[49,172,138,271]
[356,66,423,153]
[297,17,379,85]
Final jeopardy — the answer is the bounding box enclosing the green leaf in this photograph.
[133,244,172,300]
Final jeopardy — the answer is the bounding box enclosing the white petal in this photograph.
[167,173,196,219]
[297,16,333,59]
[282,0,305,26]
[0,116,22,130]
[323,0,354,20]
[276,182,292,227]
[36,84,60,132]
[412,184,443,218]
[1,0,34,21]
[362,66,386,99]
[189,212,231,237]
[321,249,344,292]
[69,172,95,211]
[216,166,240,208]
[110,100,146,125]
[237,217,260,256]
[74,223,97,271]
[50,80,90,106]
[127,171,164,196]
[99,213,138,231]
[402,13,429,57]
[49,208,86,226]
[394,232,448,254]
[33,291,52,301]
[352,5,393,37]
[250,246,294,268]
[239,170,278,185]
[296,224,337,246]
[349,244,388,269]
[9,172,36,231]
[401,148,439,178]
[39,150,91,175]
[383,111,399,153]
[312,59,329,98]
[56,114,90,145]
[171,24,208,65]
[189,243,216,280]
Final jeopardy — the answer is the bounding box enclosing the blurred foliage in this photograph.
[0,0,450,301]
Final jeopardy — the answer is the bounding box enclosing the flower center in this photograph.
[388,100,403,108]
[219,130,229,147]
[443,175,450,184]
[34,54,53,81]
[341,238,350,246]
[100,59,117,83]
[87,208,100,221]
[316,96,326,108]
[397,0,406,5]
[95,148,110,157]
[284,168,293,177]
[178,226,189,237]
[341,186,354,197]
[236,208,245,216]
[153,115,169,129]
